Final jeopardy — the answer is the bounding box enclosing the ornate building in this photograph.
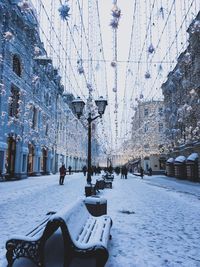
[0,0,88,179]
[162,13,200,156]
[162,12,200,181]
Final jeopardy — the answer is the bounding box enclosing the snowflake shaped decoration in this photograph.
[112,5,121,19]
[58,4,70,21]
[110,18,119,29]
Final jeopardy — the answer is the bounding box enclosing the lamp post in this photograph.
[72,96,107,184]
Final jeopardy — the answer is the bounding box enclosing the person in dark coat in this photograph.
[140,166,144,179]
[59,164,66,185]
[68,165,72,175]
[124,166,128,179]
[82,165,87,176]
[148,167,152,176]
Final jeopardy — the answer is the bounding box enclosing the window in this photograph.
[144,123,148,132]
[159,123,163,132]
[22,154,26,172]
[32,107,38,129]
[45,123,48,136]
[158,107,163,116]
[9,86,20,117]
[144,108,148,116]
[13,55,21,77]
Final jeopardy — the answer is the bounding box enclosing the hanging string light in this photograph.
[110,0,121,148]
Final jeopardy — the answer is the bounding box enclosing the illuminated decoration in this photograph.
[77,59,84,75]
[87,83,93,92]
[111,61,117,68]
[110,1,121,147]
[159,6,164,19]
[145,71,151,79]
[58,3,70,21]
[158,64,163,72]
[110,19,119,29]
[110,3,121,29]
[111,4,121,18]
[148,43,155,54]
[139,93,144,99]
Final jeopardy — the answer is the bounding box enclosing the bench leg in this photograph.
[96,248,109,267]
[6,240,44,267]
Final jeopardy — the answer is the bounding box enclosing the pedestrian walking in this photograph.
[124,166,128,179]
[140,166,144,179]
[68,165,72,175]
[148,167,152,176]
[82,165,87,176]
[59,163,66,185]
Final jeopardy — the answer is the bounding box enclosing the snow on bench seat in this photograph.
[50,199,112,267]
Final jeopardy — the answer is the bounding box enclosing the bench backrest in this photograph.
[51,199,90,243]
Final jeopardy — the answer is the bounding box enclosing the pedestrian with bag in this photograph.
[59,163,66,185]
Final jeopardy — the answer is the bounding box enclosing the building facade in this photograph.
[0,0,88,179]
[162,12,200,181]
[129,100,167,173]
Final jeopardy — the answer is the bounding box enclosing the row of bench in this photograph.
[5,199,112,267]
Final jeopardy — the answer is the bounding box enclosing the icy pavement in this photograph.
[0,173,200,267]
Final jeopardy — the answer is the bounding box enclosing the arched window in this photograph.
[13,55,21,77]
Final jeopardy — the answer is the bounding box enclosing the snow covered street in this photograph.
[1,173,200,267]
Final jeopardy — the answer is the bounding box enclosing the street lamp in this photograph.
[72,96,107,184]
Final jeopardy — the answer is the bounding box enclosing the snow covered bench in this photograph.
[6,211,57,267]
[51,199,112,267]
[6,199,112,267]
[102,173,114,182]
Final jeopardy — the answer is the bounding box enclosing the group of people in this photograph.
[121,165,128,179]
[59,164,72,185]
[82,165,101,176]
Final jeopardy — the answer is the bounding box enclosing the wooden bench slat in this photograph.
[78,217,97,243]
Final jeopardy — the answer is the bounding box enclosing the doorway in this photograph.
[6,137,16,176]
[27,144,34,174]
